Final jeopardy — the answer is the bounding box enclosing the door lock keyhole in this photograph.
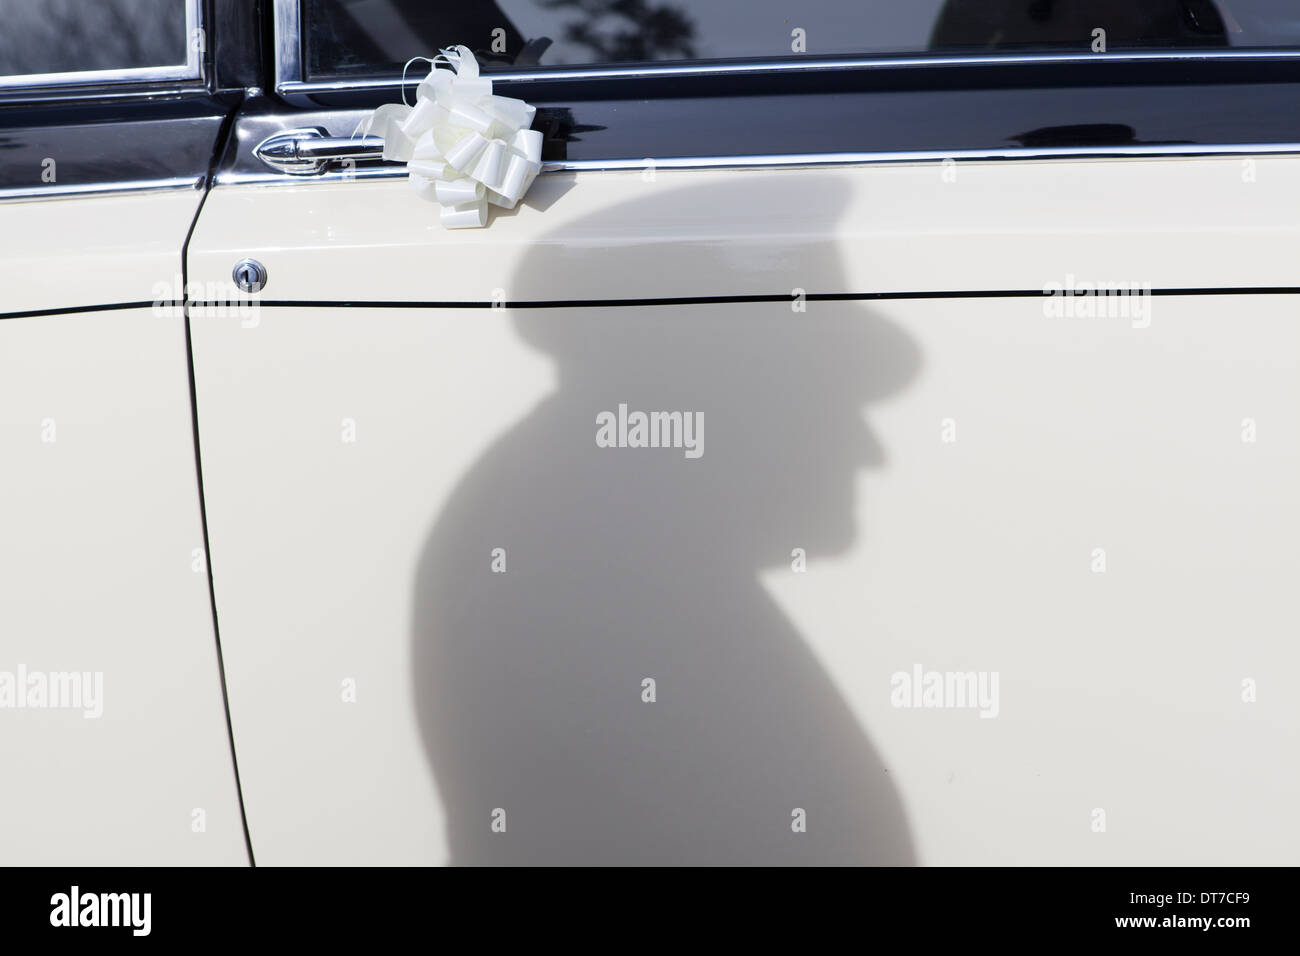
[232,258,267,294]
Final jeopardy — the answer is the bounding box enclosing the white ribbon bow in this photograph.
[359,46,542,229]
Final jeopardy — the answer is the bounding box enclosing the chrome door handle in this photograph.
[253,127,386,175]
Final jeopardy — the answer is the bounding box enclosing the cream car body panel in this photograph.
[190,158,1300,300]
[0,191,250,865]
[187,160,1300,865]
[2,190,202,313]
[9,0,1300,868]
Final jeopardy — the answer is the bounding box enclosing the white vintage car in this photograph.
[2,0,1298,867]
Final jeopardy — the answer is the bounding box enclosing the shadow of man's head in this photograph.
[508,175,920,561]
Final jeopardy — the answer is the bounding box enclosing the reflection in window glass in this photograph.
[0,0,189,79]
[303,0,1300,78]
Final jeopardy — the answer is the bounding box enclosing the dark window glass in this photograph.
[303,0,1300,79]
[0,0,190,79]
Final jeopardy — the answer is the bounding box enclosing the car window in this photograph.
[0,0,196,85]
[302,0,1300,79]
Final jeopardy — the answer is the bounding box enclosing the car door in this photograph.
[186,0,1300,864]
[0,0,249,864]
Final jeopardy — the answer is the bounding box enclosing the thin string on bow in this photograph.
[400,54,445,107]
[352,52,454,140]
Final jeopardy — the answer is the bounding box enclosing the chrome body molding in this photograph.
[0,177,203,204]
[215,142,1300,188]
[218,166,409,186]
[546,142,1300,170]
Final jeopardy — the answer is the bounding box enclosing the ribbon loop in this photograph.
[365,48,542,228]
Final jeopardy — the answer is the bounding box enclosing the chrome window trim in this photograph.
[0,84,209,105]
[0,0,203,92]
[215,141,1300,187]
[283,50,1300,93]
[275,0,305,98]
[275,0,1300,99]
[0,177,203,204]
